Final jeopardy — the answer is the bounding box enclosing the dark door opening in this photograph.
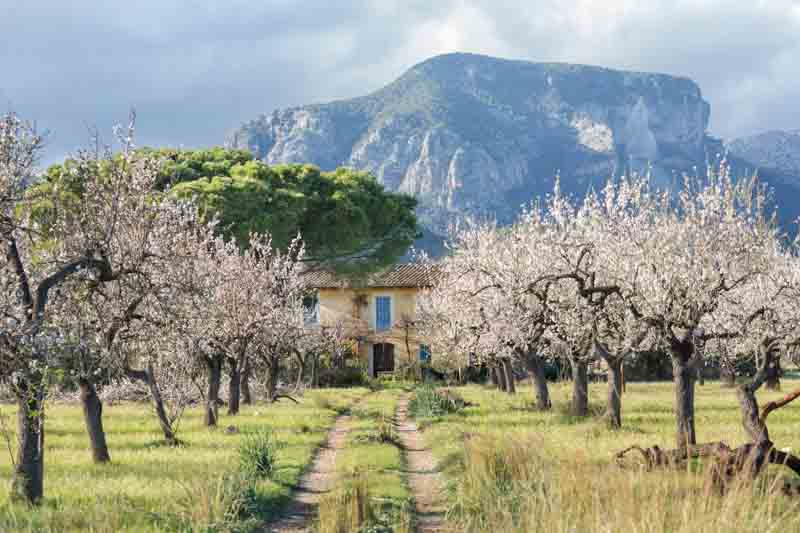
[373,343,395,377]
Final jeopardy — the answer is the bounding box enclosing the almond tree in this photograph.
[48,196,212,454]
[178,232,304,425]
[604,166,778,449]
[0,113,192,503]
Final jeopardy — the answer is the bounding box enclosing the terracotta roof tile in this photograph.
[302,263,441,289]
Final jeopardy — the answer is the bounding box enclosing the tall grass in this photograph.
[450,433,800,532]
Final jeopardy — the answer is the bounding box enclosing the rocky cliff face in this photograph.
[728,130,800,179]
[231,53,715,233]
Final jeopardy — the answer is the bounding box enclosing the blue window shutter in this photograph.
[419,344,431,362]
[376,296,391,330]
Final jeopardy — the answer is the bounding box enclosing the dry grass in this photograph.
[417,379,800,532]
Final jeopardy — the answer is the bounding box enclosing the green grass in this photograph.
[0,388,368,532]
[415,379,800,532]
[318,388,412,532]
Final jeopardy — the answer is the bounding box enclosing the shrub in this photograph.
[408,385,468,418]
[318,366,367,387]
[239,429,279,481]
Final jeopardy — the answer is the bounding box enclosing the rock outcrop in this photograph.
[229,53,718,233]
[728,130,800,179]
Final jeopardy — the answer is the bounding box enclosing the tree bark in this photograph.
[606,358,623,429]
[227,359,241,416]
[266,358,279,402]
[672,347,697,449]
[293,355,306,393]
[11,380,45,504]
[570,358,589,417]
[496,363,508,392]
[524,351,551,410]
[127,365,179,444]
[765,359,781,391]
[241,361,252,405]
[502,359,516,394]
[489,366,499,388]
[78,379,110,463]
[205,355,223,426]
[720,365,736,388]
[312,355,322,388]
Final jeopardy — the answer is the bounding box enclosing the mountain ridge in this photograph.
[230,52,799,239]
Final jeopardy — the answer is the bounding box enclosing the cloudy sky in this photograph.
[2,0,798,162]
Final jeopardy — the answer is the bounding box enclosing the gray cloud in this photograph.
[1,0,798,163]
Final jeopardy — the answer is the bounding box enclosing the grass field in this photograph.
[3,379,800,532]
[415,379,800,532]
[0,388,369,532]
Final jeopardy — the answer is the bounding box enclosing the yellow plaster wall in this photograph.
[317,287,425,366]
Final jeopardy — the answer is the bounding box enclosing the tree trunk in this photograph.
[765,359,781,391]
[227,360,241,416]
[672,353,697,449]
[310,355,320,389]
[496,363,508,392]
[241,361,252,405]
[11,381,45,504]
[525,352,551,410]
[205,355,223,426]
[293,356,306,393]
[606,358,623,429]
[78,379,110,463]
[721,365,736,388]
[502,359,516,394]
[489,366,499,388]
[266,359,279,402]
[570,358,589,417]
[696,360,705,386]
[126,366,177,444]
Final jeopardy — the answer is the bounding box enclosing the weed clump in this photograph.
[409,385,468,418]
[239,428,280,480]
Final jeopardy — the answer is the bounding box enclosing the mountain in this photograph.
[230,52,799,238]
[728,130,800,178]
[726,131,800,230]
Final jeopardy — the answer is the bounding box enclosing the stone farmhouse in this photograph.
[302,264,439,377]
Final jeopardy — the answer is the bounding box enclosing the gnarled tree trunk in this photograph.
[309,355,320,389]
[765,358,781,391]
[720,364,736,388]
[570,358,589,417]
[496,362,508,392]
[265,356,279,402]
[227,359,241,416]
[671,341,697,449]
[606,358,623,429]
[79,379,110,463]
[241,361,252,405]
[524,351,551,410]
[127,366,178,444]
[205,355,223,426]
[293,355,306,393]
[11,379,45,504]
[502,359,516,394]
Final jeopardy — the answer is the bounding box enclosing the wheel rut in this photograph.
[395,393,447,533]
[265,395,366,533]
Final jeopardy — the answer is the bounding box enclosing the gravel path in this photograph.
[265,398,363,533]
[395,394,447,533]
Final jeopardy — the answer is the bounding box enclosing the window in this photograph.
[303,292,319,325]
[419,344,431,363]
[375,296,392,331]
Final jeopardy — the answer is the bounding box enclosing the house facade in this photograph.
[302,264,437,377]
